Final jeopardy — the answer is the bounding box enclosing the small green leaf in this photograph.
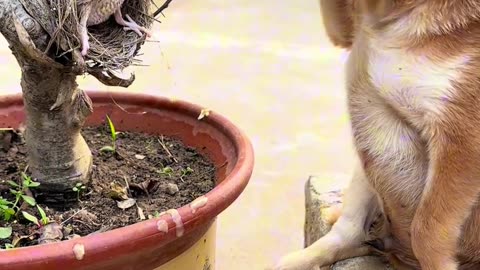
[106,115,116,142]
[100,146,115,153]
[81,186,86,190]
[72,187,79,192]
[158,166,174,177]
[163,166,173,173]
[6,181,19,188]
[21,195,36,206]
[0,227,12,239]
[37,205,48,225]
[21,172,31,184]
[4,208,15,221]
[22,211,39,226]
[181,167,194,176]
[21,172,28,180]
[9,189,20,196]
[4,243,14,250]
[27,181,40,188]
[76,183,83,187]
[0,198,12,206]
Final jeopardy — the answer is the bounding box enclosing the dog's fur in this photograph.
[268,1,480,269]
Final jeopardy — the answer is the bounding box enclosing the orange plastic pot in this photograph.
[0,91,254,270]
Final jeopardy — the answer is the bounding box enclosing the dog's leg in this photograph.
[411,122,480,270]
[267,161,378,270]
[319,0,355,48]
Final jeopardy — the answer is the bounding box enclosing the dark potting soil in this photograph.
[0,125,216,249]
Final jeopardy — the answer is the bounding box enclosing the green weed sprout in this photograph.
[180,167,194,177]
[37,205,49,225]
[158,166,174,177]
[21,172,40,189]
[0,197,15,222]
[21,211,39,226]
[72,182,87,201]
[179,167,194,182]
[100,115,117,153]
[0,173,47,242]
[7,172,39,211]
[20,206,49,228]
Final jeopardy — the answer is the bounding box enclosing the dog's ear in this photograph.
[319,0,355,48]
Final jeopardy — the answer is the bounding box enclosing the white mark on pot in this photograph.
[166,209,184,237]
[190,196,208,214]
[73,243,85,260]
[156,220,169,233]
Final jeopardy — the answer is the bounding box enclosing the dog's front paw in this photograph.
[266,251,316,270]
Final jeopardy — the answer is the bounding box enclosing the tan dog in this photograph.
[268,1,480,269]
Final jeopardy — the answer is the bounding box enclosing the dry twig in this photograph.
[158,136,178,163]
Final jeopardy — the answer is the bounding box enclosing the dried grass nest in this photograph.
[48,0,159,72]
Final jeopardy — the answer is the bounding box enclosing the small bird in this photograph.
[78,0,153,56]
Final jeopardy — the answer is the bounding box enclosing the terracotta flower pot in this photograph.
[0,91,254,270]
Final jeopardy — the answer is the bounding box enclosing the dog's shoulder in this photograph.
[356,1,480,121]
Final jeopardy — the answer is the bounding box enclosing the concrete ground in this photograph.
[0,1,355,269]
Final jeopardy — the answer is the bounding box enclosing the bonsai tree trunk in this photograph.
[21,65,93,204]
[0,0,93,204]
[0,0,166,204]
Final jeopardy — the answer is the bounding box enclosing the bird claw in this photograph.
[81,42,90,56]
[125,14,152,37]
[80,31,90,56]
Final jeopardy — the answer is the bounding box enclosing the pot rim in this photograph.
[0,91,254,265]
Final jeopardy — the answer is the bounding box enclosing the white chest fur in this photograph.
[367,40,469,118]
